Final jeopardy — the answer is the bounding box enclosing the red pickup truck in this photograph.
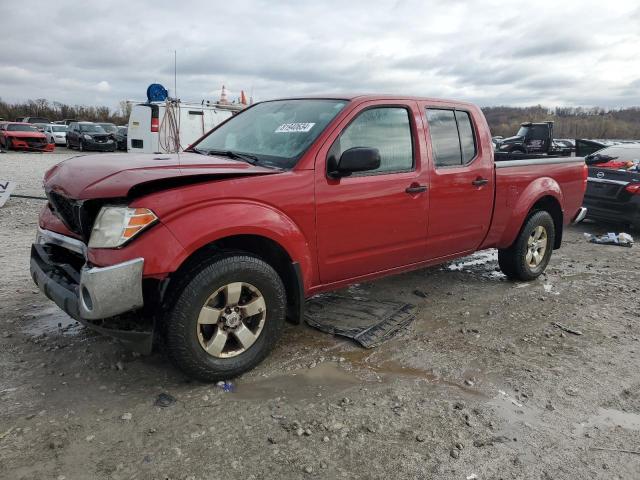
[31,95,587,380]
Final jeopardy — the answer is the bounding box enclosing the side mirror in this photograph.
[329,147,381,178]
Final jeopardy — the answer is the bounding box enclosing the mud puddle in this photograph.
[575,407,640,435]
[233,362,365,401]
[21,304,81,336]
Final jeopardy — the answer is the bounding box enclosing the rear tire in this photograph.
[164,254,286,382]
[498,210,555,281]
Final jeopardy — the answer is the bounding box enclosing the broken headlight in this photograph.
[88,206,157,248]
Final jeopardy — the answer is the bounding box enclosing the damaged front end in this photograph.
[30,228,155,353]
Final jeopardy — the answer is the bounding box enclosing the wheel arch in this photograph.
[497,178,564,249]
[529,195,563,249]
[167,233,305,324]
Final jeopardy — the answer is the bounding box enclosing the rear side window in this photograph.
[336,107,413,174]
[426,109,477,167]
[456,111,476,163]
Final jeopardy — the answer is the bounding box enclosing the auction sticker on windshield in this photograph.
[275,123,315,133]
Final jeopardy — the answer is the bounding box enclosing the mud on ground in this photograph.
[1,153,640,479]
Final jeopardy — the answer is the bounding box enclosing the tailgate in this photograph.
[586,167,640,201]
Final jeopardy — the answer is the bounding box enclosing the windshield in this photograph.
[80,124,106,133]
[7,124,38,132]
[99,123,117,133]
[516,126,529,137]
[192,99,348,168]
[52,125,67,132]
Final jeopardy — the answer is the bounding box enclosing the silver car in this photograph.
[43,124,68,145]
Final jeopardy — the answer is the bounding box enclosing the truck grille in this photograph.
[47,191,83,234]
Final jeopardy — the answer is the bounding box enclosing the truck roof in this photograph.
[264,94,477,106]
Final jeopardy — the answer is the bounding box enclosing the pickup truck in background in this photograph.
[30,95,587,380]
[494,121,572,157]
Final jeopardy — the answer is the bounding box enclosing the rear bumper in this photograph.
[583,197,640,227]
[30,228,152,353]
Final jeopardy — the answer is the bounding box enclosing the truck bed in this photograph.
[481,155,586,250]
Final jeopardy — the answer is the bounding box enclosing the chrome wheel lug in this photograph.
[234,307,240,313]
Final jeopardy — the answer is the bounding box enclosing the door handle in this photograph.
[405,184,428,194]
[472,177,489,187]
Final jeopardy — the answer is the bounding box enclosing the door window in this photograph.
[456,111,476,163]
[333,107,413,174]
[426,109,477,167]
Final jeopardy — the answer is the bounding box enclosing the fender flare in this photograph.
[497,177,564,248]
[162,200,316,290]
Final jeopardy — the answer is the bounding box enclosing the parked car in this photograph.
[31,95,587,381]
[43,124,68,145]
[22,116,51,124]
[583,143,640,229]
[57,119,79,126]
[115,126,127,150]
[32,123,48,132]
[0,122,54,152]
[66,122,116,152]
[97,122,118,136]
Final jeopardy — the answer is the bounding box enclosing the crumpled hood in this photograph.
[44,152,281,199]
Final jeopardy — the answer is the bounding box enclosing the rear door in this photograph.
[315,101,429,284]
[422,106,494,258]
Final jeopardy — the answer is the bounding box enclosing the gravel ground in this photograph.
[1,152,640,479]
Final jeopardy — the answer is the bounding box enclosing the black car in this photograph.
[66,122,116,152]
[114,126,127,151]
[583,144,640,229]
[98,122,118,135]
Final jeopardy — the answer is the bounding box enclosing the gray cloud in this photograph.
[0,0,638,110]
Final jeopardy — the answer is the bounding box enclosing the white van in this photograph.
[127,101,241,153]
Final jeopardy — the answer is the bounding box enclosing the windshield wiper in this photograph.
[206,149,260,165]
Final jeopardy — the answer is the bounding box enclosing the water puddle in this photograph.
[486,390,540,430]
[233,362,364,401]
[21,304,82,336]
[337,349,486,398]
[575,408,640,435]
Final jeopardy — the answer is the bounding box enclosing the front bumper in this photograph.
[82,139,116,151]
[30,228,152,352]
[10,138,55,152]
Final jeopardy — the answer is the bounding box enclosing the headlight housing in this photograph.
[83,134,92,140]
[88,207,157,248]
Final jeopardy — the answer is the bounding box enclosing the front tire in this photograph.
[498,210,555,281]
[79,140,84,152]
[164,254,286,381]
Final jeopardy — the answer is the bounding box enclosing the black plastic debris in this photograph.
[154,392,176,408]
[304,294,415,348]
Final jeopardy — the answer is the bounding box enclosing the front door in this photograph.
[315,101,429,284]
[422,106,494,259]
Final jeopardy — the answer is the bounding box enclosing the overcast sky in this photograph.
[2,0,639,110]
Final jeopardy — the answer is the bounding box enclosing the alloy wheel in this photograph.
[526,225,547,268]
[196,282,266,358]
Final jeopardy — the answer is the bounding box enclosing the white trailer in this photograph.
[127,101,241,154]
